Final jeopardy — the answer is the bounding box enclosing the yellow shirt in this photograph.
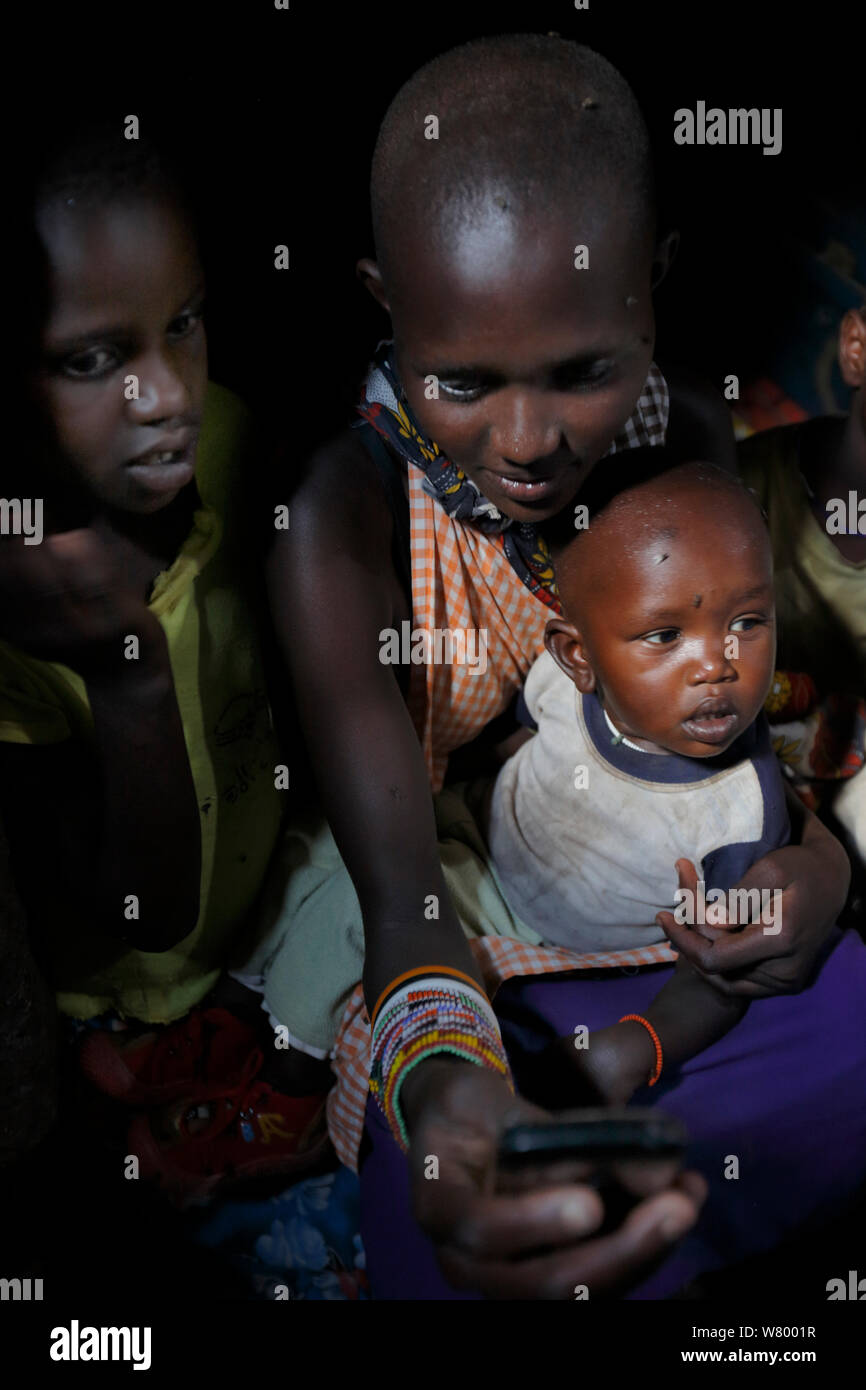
[0,383,285,1022]
[738,423,866,697]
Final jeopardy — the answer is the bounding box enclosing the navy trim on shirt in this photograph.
[578,689,792,878]
[579,688,763,785]
[702,715,791,887]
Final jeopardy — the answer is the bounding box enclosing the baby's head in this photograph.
[25,119,207,517]
[360,34,675,524]
[547,454,776,758]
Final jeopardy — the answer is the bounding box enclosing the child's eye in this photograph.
[167,306,204,340]
[556,360,614,392]
[61,346,119,378]
[644,628,680,645]
[437,358,614,402]
[730,615,765,632]
[439,380,484,402]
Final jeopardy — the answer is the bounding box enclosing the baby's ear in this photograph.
[356,258,391,313]
[839,307,866,389]
[650,229,679,291]
[544,619,596,693]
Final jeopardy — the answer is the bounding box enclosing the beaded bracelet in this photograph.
[370,980,511,1150]
[618,1013,663,1086]
[372,988,504,1102]
[376,1012,506,1121]
[372,976,501,1047]
[370,965,486,1030]
[372,984,504,1087]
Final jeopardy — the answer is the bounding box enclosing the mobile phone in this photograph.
[498,1107,688,1170]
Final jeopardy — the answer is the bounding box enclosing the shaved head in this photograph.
[558,453,768,624]
[370,33,655,292]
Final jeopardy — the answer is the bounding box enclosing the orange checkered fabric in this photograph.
[406,466,551,792]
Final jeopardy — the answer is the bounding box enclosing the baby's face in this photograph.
[566,501,776,758]
[386,204,657,523]
[31,193,207,515]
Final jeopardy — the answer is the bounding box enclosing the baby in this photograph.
[487,451,789,1102]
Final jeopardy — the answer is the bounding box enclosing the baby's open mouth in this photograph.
[681,697,739,746]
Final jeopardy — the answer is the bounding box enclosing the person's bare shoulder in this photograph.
[266,426,407,670]
[285,426,396,567]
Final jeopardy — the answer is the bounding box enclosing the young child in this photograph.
[486,454,785,1104]
[0,120,322,1184]
[737,305,866,875]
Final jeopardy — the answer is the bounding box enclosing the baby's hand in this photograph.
[0,528,162,676]
[550,1023,657,1109]
[657,858,737,943]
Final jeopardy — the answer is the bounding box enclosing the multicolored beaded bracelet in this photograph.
[369,980,512,1150]
[372,993,504,1096]
[373,994,503,1075]
[372,978,500,1047]
[370,965,487,1030]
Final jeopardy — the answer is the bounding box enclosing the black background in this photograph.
[18,1,863,463]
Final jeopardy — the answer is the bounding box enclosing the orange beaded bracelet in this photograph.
[618,1013,663,1086]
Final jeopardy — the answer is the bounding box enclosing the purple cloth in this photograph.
[359,927,866,1299]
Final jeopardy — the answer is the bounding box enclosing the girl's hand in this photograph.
[657,828,847,999]
[401,1059,705,1299]
[0,528,163,676]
